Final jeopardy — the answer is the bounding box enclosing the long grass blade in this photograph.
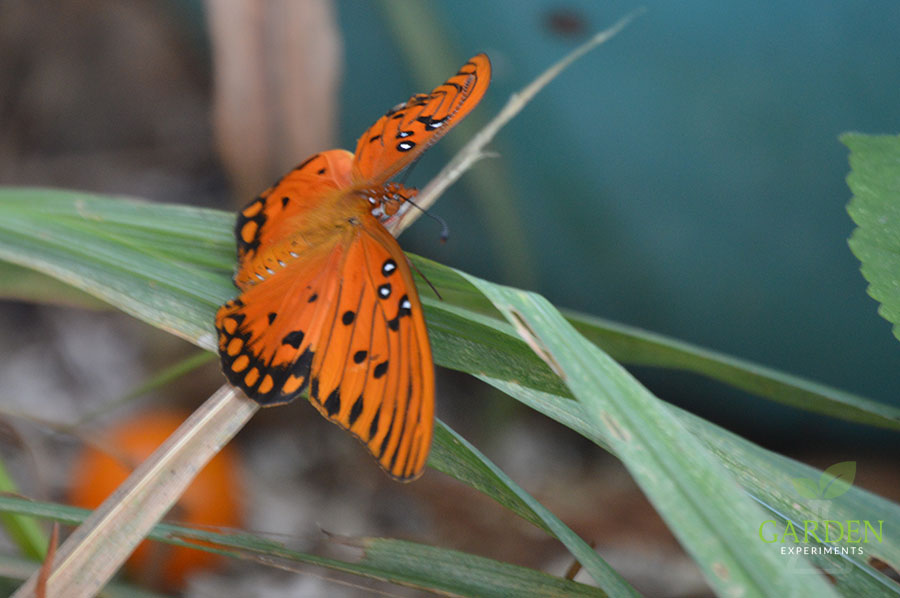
[460,275,841,598]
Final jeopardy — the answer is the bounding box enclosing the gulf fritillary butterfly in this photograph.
[215,54,491,480]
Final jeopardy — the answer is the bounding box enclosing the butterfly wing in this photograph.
[232,149,354,288]
[216,236,345,404]
[216,211,434,481]
[307,217,434,480]
[352,53,491,185]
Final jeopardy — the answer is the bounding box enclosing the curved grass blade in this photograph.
[0,497,611,598]
[410,253,900,431]
[429,421,640,596]
[479,376,900,597]
[566,311,900,431]
[353,537,607,598]
[460,275,840,598]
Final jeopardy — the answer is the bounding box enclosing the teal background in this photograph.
[336,1,900,426]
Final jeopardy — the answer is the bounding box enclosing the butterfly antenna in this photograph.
[399,160,418,184]
[408,257,443,301]
[404,196,450,243]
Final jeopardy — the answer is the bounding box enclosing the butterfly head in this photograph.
[358,182,418,224]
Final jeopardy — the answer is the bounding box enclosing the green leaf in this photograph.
[843,132,900,342]
[567,312,900,432]
[476,376,900,596]
[0,496,607,598]
[1,189,898,596]
[791,477,821,499]
[2,187,898,434]
[430,422,640,597]
[358,538,606,598]
[0,190,636,596]
[0,460,47,561]
[819,461,856,499]
[459,275,840,598]
[414,258,900,432]
[0,261,105,309]
[0,188,234,346]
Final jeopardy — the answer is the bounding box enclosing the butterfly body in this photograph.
[215,55,490,480]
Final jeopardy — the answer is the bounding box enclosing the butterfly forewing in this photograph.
[233,150,354,288]
[352,54,491,185]
[307,219,434,479]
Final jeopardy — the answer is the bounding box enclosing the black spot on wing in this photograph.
[378,410,395,455]
[282,330,304,348]
[369,408,381,440]
[293,348,313,376]
[373,361,389,379]
[287,348,314,396]
[417,115,446,131]
[385,384,413,473]
[324,388,341,416]
[349,395,364,425]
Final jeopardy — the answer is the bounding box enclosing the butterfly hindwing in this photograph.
[352,54,491,185]
[216,237,348,406]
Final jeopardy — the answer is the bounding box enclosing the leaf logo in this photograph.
[791,461,856,500]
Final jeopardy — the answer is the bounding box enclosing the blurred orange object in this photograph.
[68,410,244,589]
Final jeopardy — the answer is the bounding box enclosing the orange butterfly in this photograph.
[215,54,491,480]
